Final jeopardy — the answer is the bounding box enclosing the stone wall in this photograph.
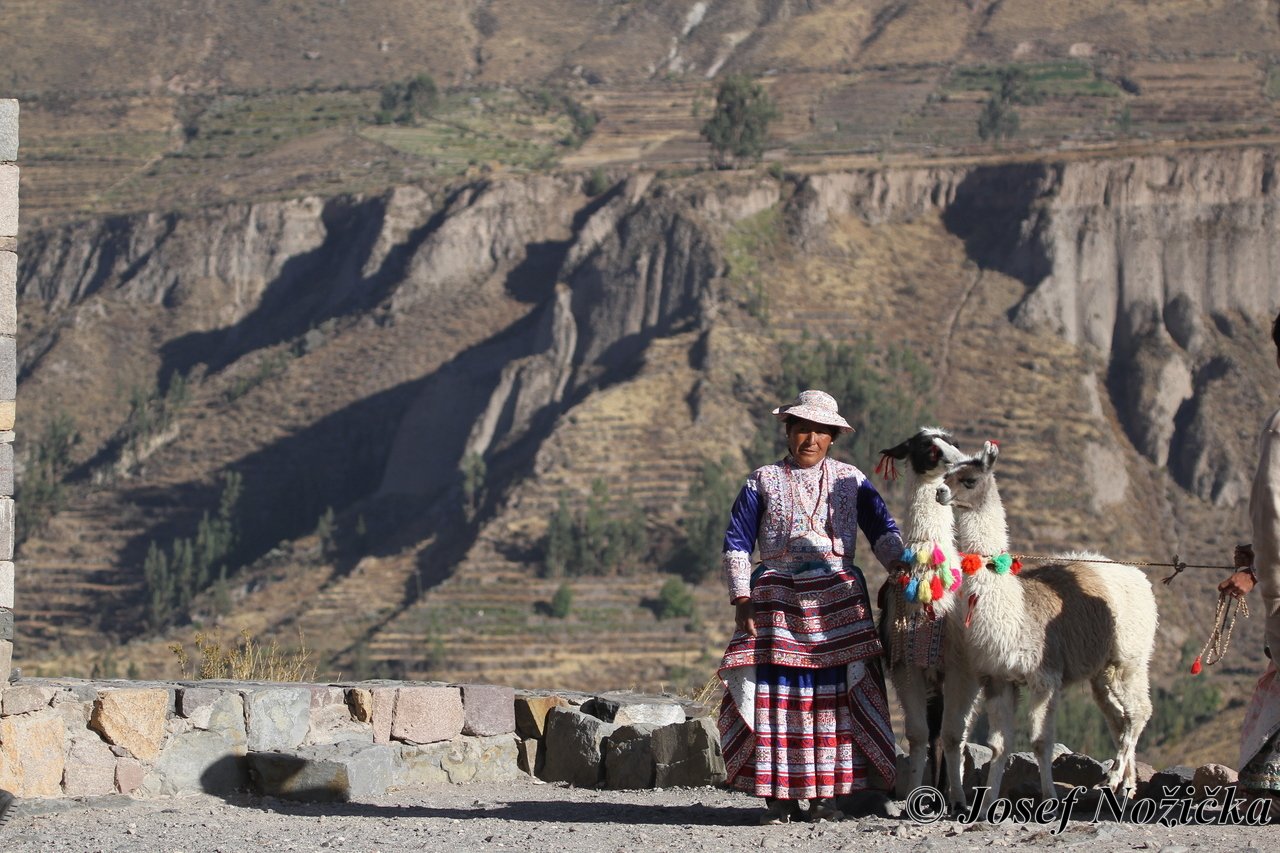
[0,678,724,801]
[0,98,16,684]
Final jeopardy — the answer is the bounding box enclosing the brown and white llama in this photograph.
[876,428,968,794]
[936,440,1157,807]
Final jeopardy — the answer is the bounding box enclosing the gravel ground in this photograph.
[2,778,1275,853]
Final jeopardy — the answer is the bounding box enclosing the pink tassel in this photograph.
[949,568,962,591]
[931,546,945,567]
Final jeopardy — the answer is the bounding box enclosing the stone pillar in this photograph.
[0,98,17,683]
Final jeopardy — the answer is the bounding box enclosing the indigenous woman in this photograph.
[717,389,903,824]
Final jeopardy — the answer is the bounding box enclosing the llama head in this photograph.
[878,427,966,481]
[938,440,1000,509]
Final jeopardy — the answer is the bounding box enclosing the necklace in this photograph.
[786,458,827,533]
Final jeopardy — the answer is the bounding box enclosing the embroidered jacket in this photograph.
[721,456,905,601]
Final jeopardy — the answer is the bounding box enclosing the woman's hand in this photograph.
[1220,570,1256,598]
[734,600,757,637]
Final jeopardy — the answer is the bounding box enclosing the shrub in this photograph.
[540,481,648,577]
[378,73,439,124]
[656,578,696,620]
[700,74,778,167]
[673,455,740,583]
[16,413,80,545]
[170,628,316,681]
[550,582,573,618]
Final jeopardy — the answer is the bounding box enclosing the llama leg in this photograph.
[941,666,981,811]
[1089,666,1131,793]
[983,680,1016,802]
[1025,681,1061,801]
[1111,664,1153,796]
[899,667,932,792]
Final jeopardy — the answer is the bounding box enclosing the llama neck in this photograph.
[902,472,954,547]
[955,480,1009,556]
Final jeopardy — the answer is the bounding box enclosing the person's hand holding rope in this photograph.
[1219,543,1258,599]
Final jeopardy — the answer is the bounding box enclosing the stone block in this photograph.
[178,687,221,728]
[310,686,345,708]
[514,693,568,739]
[0,401,14,431]
[0,713,66,796]
[0,238,10,252]
[116,756,146,794]
[651,717,725,788]
[90,688,168,761]
[249,742,396,802]
[391,686,464,745]
[1142,765,1195,801]
[459,683,515,736]
[245,687,311,751]
[584,693,686,727]
[145,727,249,796]
[0,561,11,608]
[347,687,373,722]
[1193,763,1238,801]
[0,498,11,560]
[603,724,657,790]
[0,166,16,238]
[0,100,15,162]
[516,737,541,777]
[372,687,396,744]
[0,608,12,642]
[396,734,522,786]
[541,706,617,787]
[3,683,56,715]
[0,336,15,401]
[1053,751,1108,789]
[306,700,373,746]
[63,736,117,796]
[0,252,14,337]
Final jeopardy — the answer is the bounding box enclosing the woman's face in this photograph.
[787,418,836,468]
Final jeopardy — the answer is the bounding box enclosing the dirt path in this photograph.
[3,778,1275,852]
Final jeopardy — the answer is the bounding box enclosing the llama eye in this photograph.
[962,478,977,489]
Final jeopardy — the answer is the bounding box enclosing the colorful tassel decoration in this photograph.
[992,553,1013,575]
[901,547,915,564]
[931,546,946,567]
[961,554,983,575]
[930,575,944,601]
[915,549,931,566]
[950,568,962,591]
[1190,656,1203,675]
[1010,558,1023,575]
[897,573,910,589]
[905,577,919,602]
[919,579,933,603]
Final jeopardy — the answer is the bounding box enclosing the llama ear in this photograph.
[934,437,967,465]
[878,440,910,461]
[981,440,1000,471]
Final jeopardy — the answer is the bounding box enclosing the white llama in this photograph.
[936,440,1157,807]
[876,428,968,794]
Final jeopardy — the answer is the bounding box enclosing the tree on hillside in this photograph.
[377,74,440,125]
[700,74,779,168]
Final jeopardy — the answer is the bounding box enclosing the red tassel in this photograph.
[874,454,899,482]
[1190,656,1202,675]
[930,576,944,601]
[897,573,910,589]
[1010,559,1023,575]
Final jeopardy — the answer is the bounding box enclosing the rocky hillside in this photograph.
[15,145,1280,768]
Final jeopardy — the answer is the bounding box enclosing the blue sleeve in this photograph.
[723,480,761,554]
[856,478,901,553]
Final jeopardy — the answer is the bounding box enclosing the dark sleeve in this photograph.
[857,477,904,569]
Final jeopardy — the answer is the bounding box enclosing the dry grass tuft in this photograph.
[170,628,317,682]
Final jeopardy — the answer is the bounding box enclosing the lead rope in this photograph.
[1190,591,1250,674]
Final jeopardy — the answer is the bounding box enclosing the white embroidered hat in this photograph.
[772,389,854,434]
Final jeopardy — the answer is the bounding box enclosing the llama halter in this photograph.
[1190,590,1249,675]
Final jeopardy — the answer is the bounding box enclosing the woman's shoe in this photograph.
[806,798,844,822]
[759,798,802,825]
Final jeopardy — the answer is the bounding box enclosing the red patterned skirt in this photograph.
[717,563,895,799]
